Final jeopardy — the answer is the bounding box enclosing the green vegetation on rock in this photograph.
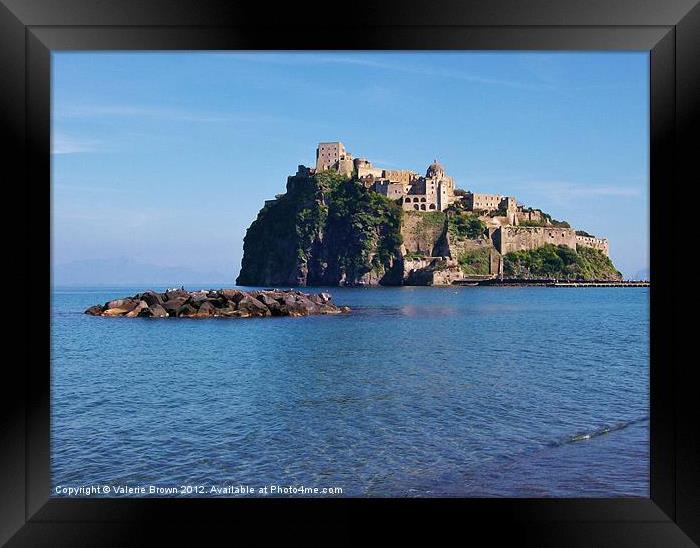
[541,212,570,228]
[457,248,491,275]
[517,211,571,228]
[517,219,547,227]
[413,211,446,230]
[503,244,621,280]
[404,250,428,260]
[326,173,403,279]
[448,212,486,240]
[237,171,403,286]
[574,246,622,279]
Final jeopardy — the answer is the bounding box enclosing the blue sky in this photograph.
[52,51,649,283]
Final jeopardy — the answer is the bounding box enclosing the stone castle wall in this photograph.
[357,165,384,179]
[373,181,405,200]
[337,157,354,176]
[576,235,609,256]
[464,192,504,211]
[516,209,543,224]
[497,226,578,255]
[401,196,441,212]
[383,169,415,185]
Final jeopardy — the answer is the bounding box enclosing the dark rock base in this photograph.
[85,288,350,318]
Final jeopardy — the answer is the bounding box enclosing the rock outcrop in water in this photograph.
[84,288,350,318]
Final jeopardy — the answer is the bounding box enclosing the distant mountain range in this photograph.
[53,258,229,287]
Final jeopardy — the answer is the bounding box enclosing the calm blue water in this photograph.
[51,286,649,497]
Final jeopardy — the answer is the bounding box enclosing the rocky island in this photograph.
[237,141,622,287]
[85,288,350,318]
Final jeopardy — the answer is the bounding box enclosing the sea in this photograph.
[51,285,649,498]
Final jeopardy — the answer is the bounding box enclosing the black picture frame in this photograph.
[2,0,698,545]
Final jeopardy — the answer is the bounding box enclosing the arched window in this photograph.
[420,204,426,210]
[414,204,419,210]
[413,197,419,202]
[404,197,411,204]
[429,204,436,210]
[421,197,426,202]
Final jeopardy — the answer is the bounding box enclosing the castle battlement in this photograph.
[576,234,609,255]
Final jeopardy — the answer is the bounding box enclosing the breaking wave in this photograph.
[547,416,649,448]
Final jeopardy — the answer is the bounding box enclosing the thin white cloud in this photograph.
[56,104,231,122]
[464,176,644,203]
[53,183,126,193]
[507,180,643,203]
[371,159,400,168]
[55,207,173,229]
[51,134,100,154]
[581,186,642,197]
[55,104,301,128]
[527,180,640,197]
[225,53,553,90]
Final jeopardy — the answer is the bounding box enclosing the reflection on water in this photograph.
[397,305,460,316]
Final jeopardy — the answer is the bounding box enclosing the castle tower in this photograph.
[316,142,347,172]
[426,159,445,179]
[438,180,449,211]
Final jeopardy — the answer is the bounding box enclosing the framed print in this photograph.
[1,0,698,545]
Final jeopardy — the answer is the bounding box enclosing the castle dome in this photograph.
[426,159,444,178]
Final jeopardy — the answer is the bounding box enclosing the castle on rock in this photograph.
[304,141,610,260]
